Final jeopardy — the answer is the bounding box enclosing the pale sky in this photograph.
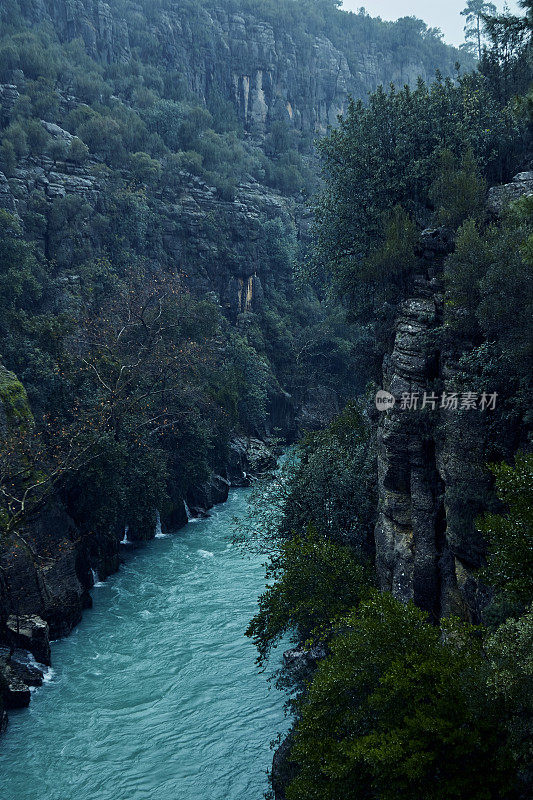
[341,1,523,47]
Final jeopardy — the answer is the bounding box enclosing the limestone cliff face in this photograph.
[26,0,462,134]
[374,230,493,621]
[31,0,131,64]
[375,173,533,621]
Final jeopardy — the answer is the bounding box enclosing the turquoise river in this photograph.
[0,488,288,800]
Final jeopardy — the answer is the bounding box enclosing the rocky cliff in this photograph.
[0,107,290,312]
[375,172,533,622]
[22,0,466,134]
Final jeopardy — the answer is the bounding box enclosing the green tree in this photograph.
[129,151,162,186]
[24,119,51,156]
[314,73,521,336]
[485,607,533,786]
[281,401,376,548]
[246,525,370,665]
[67,136,89,164]
[429,148,486,227]
[0,139,16,176]
[287,592,517,800]
[461,1,497,58]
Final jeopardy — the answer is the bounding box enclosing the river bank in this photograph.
[0,436,278,731]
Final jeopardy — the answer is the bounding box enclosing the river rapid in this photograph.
[0,488,287,800]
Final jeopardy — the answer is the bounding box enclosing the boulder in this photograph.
[415,226,455,261]
[0,647,45,687]
[487,171,533,216]
[40,121,74,144]
[227,437,276,485]
[0,662,31,710]
[6,614,51,666]
[282,645,326,682]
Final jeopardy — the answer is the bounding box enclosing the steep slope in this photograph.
[21,0,469,133]
[0,0,471,722]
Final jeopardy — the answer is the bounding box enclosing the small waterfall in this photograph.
[120,525,131,545]
[155,510,167,538]
[91,569,104,588]
[184,501,201,523]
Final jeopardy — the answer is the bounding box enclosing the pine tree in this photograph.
[461,0,497,58]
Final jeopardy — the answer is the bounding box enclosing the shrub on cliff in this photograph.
[281,400,377,549]
[246,525,371,665]
[479,453,533,621]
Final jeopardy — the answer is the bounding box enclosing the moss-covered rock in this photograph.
[0,364,33,431]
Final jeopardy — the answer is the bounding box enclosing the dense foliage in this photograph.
[0,0,384,543]
[247,5,533,799]
[288,594,519,800]
[312,71,527,381]
[246,525,370,664]
[479,453,533,621]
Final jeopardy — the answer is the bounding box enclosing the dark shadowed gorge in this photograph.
[0,1,531,799]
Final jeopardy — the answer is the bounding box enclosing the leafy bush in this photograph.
[288,592,518,800]
[246,525,371,664]
[479,453,533,619]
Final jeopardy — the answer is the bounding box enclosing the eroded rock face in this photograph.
[0,171,16,213]
[6,615,51,665]
[374,272,451,619]
[0,84,19,125]
[0,502,95,640]
[374,227,480,620]
[187,474,231,516]
[33,0,131,63]
[25,1,460,134]
[0,663,31,710]
[374,182,526,620]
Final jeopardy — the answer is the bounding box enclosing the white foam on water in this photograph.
[41,665,55,685]
[19,651,54,690]
[197,549,214,558]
